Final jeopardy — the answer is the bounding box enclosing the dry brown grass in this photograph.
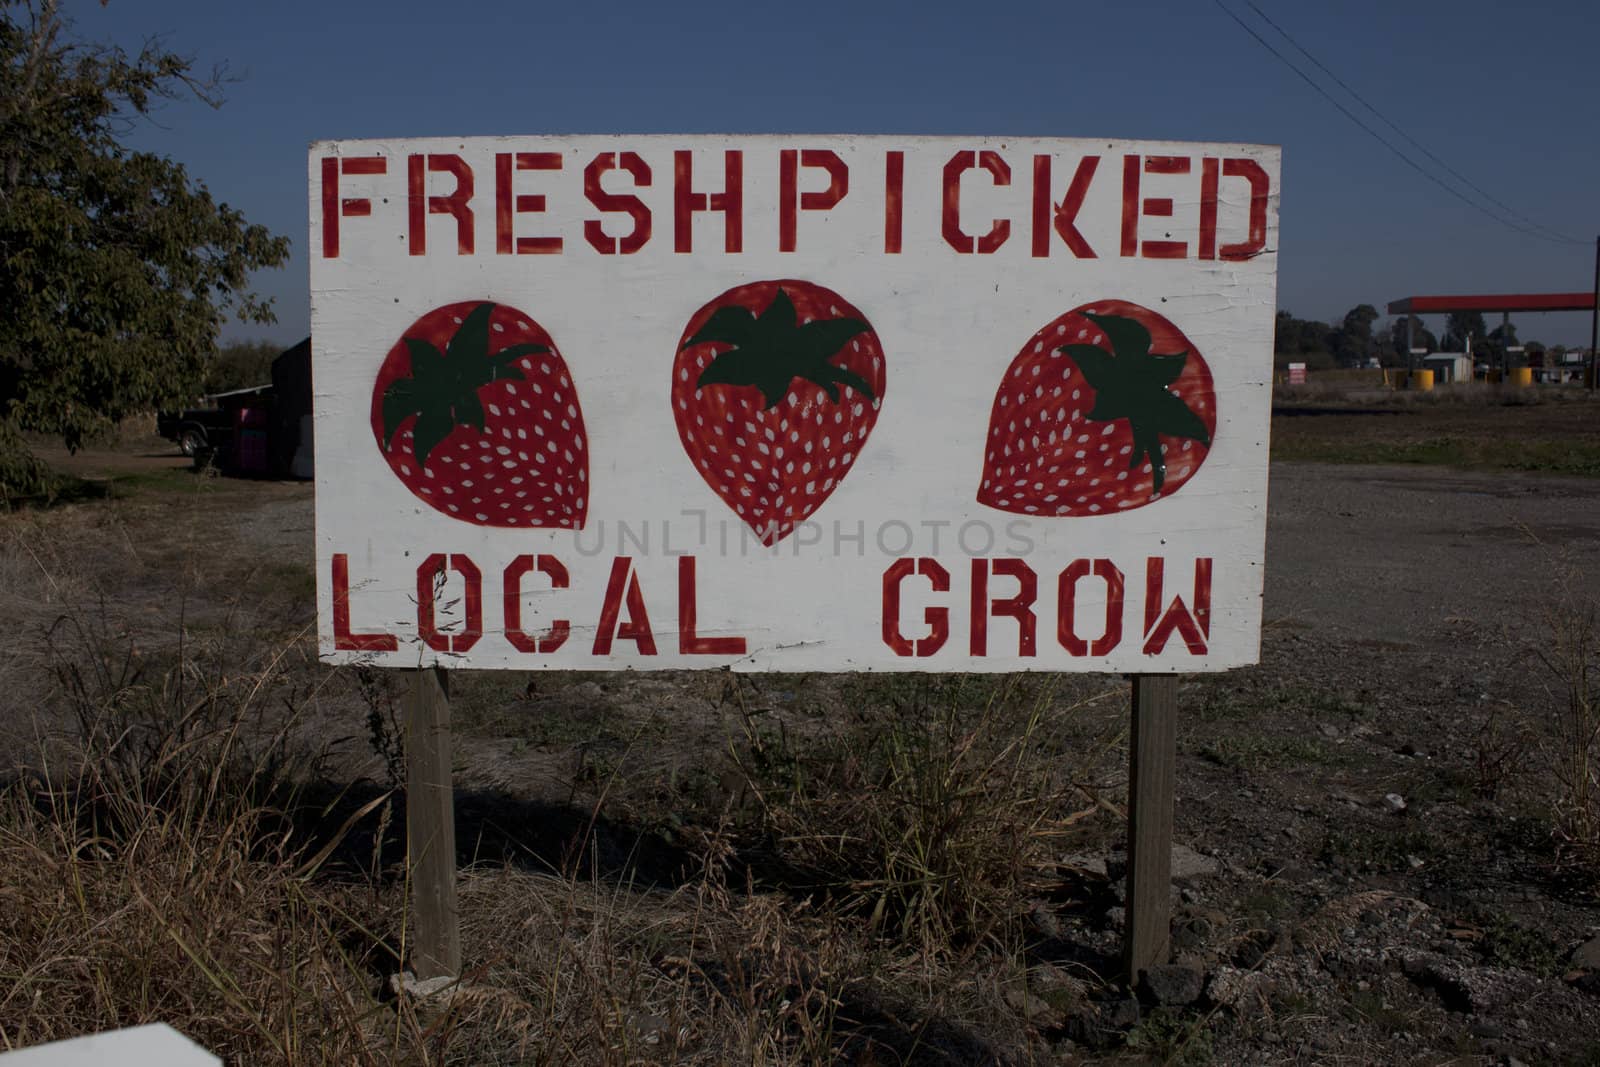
[1538,592,1600,864]
[0,558,1090,1064]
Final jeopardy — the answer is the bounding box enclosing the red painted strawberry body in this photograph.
[672,280,885,545]
[370,301,588,528]
[978,300,1215,516]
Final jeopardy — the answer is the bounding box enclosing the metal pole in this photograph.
[1502,311,1511,377]
[1590,235,1598,392]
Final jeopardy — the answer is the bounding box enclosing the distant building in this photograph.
[1421,353,1472,383]
[204,339,312,478]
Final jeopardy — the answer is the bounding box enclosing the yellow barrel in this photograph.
[1508,367,1533,387]
[1410,369,1435,391]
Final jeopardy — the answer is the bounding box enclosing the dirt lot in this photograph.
[3,404,1600,1065]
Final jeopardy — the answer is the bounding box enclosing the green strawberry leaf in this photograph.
[404,338,449,390]
[412,408,455,467]
[381,377,420,447]
[697,345,786,407]
[1058,311,1210,498]
[445,302,495,364]
[487,343,547,373]
[452,388,485,435]
[1082,312,1152,366]
[686,287,873,410]
[685,304,757,349]
[1151,389,1211,446]
[383,304,561,470]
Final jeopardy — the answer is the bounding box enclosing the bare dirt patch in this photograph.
[2,421,1598,1064]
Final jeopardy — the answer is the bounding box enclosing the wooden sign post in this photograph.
[1124,674,1177,982]
[405,666,460,979]
[309,134,1279,989]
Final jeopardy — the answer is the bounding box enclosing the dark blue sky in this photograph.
[73,0,1600,345]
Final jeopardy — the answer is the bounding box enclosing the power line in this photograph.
[1241,0,1583,247]
[1214,0,1587,247]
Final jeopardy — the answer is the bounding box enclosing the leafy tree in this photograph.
[1442,310,1487,352]
[1273,310,1297,355]
[204,339,283,394]
[1274,310,1333,357]
[1388,314,1437,359]
[0,0,289,497]
[1331,304,1379,366]
[1485,321,1521,367]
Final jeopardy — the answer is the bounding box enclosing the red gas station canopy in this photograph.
[1387,292,1597,315]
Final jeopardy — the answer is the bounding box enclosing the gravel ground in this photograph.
[1266,462,1600,645]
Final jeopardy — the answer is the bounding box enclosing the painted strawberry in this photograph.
[977,300,1214,516]
[370,300,588,528]
[672,280,885,545]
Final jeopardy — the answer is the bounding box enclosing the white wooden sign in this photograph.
[0,1025,219,1066]
[311,135,1279,672]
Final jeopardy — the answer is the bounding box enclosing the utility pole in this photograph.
[1590,235,1598,391]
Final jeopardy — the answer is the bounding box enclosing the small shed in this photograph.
[1421,353,1472,384]
[205,338,313,478]
[270,339,313,478]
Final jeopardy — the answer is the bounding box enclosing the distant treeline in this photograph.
[1275,306,1566,370]
[204,340,286,395]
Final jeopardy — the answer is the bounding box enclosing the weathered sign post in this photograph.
[310,135,1280,984]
